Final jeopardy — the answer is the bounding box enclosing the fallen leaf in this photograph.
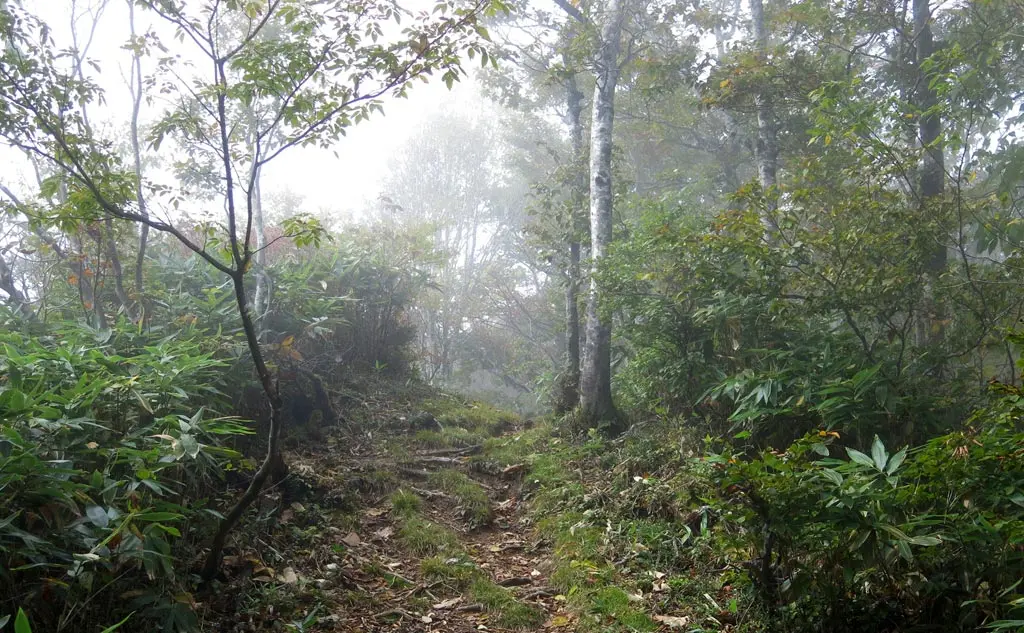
[545,614,571,627]
[654,615,690,628]
[86,442,99,449]
[341,532,361,547]
[530,569,541,577]
[433,597,462,610]
[375,526,393,540]
[277,567,298,584]
[420,615,433,623]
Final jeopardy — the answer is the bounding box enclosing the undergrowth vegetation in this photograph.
[484,385,1024,632]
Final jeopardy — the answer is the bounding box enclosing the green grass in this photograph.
[468,578,546,630]
[397,516,462,556]
[347,467,399,495]
[412,429,450,449]
[422,398,520,437]
[390,489,422,516]
[582,586,657,632]
[427,469,492,527]
[419,555,480,584]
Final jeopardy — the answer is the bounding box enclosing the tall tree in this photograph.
[913,0,944,273]
[750,0,778,223]
[574,0,627,431]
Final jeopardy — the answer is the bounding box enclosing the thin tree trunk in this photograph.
[251,167,269,340]
[556,54,585,414]
[750,0,778,225]
[579,0,625,433]
[201,64,285,582]
[201,271,285,581]
[127,0,148,314]
[103,217,132,315]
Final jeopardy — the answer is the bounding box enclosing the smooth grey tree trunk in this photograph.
[750,0,778,223]
[579,0,625,432]
[251,166,269,340]
[128,0,148,313]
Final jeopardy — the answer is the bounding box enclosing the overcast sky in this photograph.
[5,0,490,223]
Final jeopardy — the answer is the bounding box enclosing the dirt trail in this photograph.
[214,419,572,632]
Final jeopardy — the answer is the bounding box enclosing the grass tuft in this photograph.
[390,489,422,517]
[468,578,546,630]
[419,555,480,585]
[427,469,492,527]
[397,516,461,556]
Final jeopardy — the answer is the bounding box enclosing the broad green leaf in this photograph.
[846,448,874,468]
[885,447,908,475]
[879,524,911,542]
[178,434,200,459]
[85,505,109,528]
[871,435,888,471]
[821,469,843,486]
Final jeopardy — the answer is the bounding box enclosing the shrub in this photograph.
[0,321,249,632]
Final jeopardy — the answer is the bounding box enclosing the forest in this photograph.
[0,0,1022,631]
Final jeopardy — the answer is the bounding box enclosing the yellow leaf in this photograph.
[281,335,295,348]
[720,79,731,89]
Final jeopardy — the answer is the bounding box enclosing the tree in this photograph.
[0,0,498,580]
[750,0,778,212]
[570,0,628,432]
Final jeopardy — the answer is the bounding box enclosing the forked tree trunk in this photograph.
[579,0,625,434]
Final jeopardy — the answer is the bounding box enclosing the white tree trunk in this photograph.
[251,166,269,340]
[579,0,625,431]
[750,0,778,222]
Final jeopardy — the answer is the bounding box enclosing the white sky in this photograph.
[5,0,490,223]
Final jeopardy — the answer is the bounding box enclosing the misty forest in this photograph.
[1,0,1023,631]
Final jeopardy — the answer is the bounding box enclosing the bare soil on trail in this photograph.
[207,418,574,633]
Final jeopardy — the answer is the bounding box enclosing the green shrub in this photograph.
[0,322,248,632]
[714,406,1023,632]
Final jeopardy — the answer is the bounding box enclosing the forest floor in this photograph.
[204,379,579,632]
